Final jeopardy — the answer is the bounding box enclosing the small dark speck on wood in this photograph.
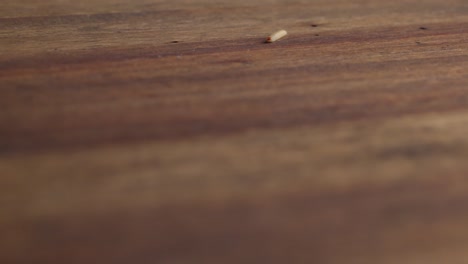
[419,27,428,30]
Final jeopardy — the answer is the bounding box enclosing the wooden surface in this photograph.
[1,0,468,263]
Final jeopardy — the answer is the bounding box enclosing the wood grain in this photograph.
[1,0,468,263]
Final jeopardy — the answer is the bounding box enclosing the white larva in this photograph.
[266,30,287,43]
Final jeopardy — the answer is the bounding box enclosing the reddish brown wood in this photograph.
[1,0,468,263]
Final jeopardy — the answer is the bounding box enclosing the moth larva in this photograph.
[266,30,287,43]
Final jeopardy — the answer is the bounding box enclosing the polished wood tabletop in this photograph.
[1,0,468,263]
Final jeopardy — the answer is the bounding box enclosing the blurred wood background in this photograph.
[1,0,468,263]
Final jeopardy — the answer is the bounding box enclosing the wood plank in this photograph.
[1,0,468,263]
